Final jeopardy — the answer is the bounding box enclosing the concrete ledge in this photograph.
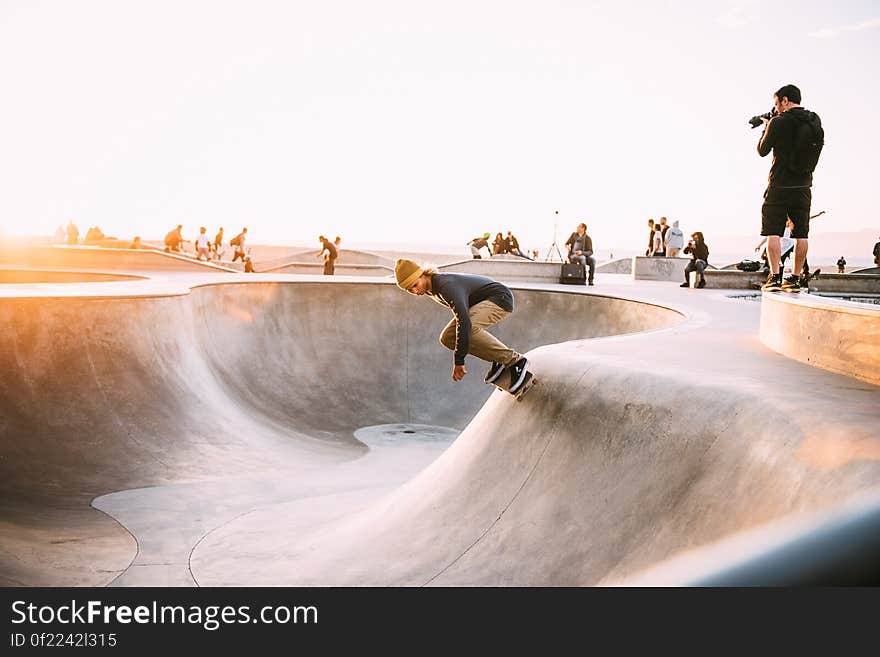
[807,273,880,294]
[260,262,392,276]
[257,249,394,270]
[596,258,632,274]
[439,257,562,283]
[760,291,880,386]
[632,255,693,281]
[703,270,764,289]
[439,256,626,283]
[703,270,880,293]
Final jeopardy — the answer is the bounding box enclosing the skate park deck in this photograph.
[1,270,879,586]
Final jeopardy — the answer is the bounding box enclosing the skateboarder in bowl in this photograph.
[394,259,534,397]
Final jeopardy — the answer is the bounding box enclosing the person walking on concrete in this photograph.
[565,222,596,285]
[231,228,248,263]
[194,227,211,261]
[318,235,337,275]
[837,256,847,274]
[213,227,225,260]
[681,231,710,288]
[665,220,685,257]
[757,83,823,292]
[394,259,531,394]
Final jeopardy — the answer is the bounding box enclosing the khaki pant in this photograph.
[666,247,681,258]
[439,300,521,365]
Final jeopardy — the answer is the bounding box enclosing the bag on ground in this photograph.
[560,262,587,285]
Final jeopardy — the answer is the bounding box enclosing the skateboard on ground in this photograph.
[799,267,820,291]
[490,368,537,402]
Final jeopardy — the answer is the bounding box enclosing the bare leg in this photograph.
[766,236,781,275]
[793,239,809,277]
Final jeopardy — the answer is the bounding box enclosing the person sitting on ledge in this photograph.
[681,231,710,288]
[565,222,596,285]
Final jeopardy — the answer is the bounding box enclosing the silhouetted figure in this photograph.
[213,227,224,260]
[66,220,79,245]
[231,228,248,263]
[318,235,337,275]
[84,226,105,243]
[164,224,184,252]
[195,227,211,261]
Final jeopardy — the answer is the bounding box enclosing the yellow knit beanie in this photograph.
[395,258,425,290]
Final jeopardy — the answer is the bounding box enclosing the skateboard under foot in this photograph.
[491,370,537,402]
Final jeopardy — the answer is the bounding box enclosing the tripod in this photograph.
[544,212,566,262]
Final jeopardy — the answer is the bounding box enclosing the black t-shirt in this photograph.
[757,107,813,189]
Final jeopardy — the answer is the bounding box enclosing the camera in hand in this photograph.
[748,108,777,129]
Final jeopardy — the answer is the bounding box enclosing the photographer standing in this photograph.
[756,84,823,292]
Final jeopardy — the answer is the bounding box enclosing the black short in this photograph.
[761,187,812,238]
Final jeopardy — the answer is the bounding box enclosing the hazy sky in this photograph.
[1,0,878,254]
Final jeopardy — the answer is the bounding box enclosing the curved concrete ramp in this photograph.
[3,276,880,586]
[0,246,239,273]
[191,342,880,586]
[188,285,880,586]
[0,279,682,585]
[0,268,147,283]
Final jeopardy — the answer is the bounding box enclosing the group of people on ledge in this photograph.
[646,216,686,258]
[467,232,534,260]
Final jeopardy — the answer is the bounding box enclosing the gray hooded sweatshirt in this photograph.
[665,221,685,250]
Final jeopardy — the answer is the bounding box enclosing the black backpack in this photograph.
[788,110,824,175]
[736,259,760,272]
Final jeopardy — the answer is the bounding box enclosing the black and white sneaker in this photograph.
[761,273,783,292]
[781,275,801,293]
[507,357,530,394]
[484,361,505,384]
